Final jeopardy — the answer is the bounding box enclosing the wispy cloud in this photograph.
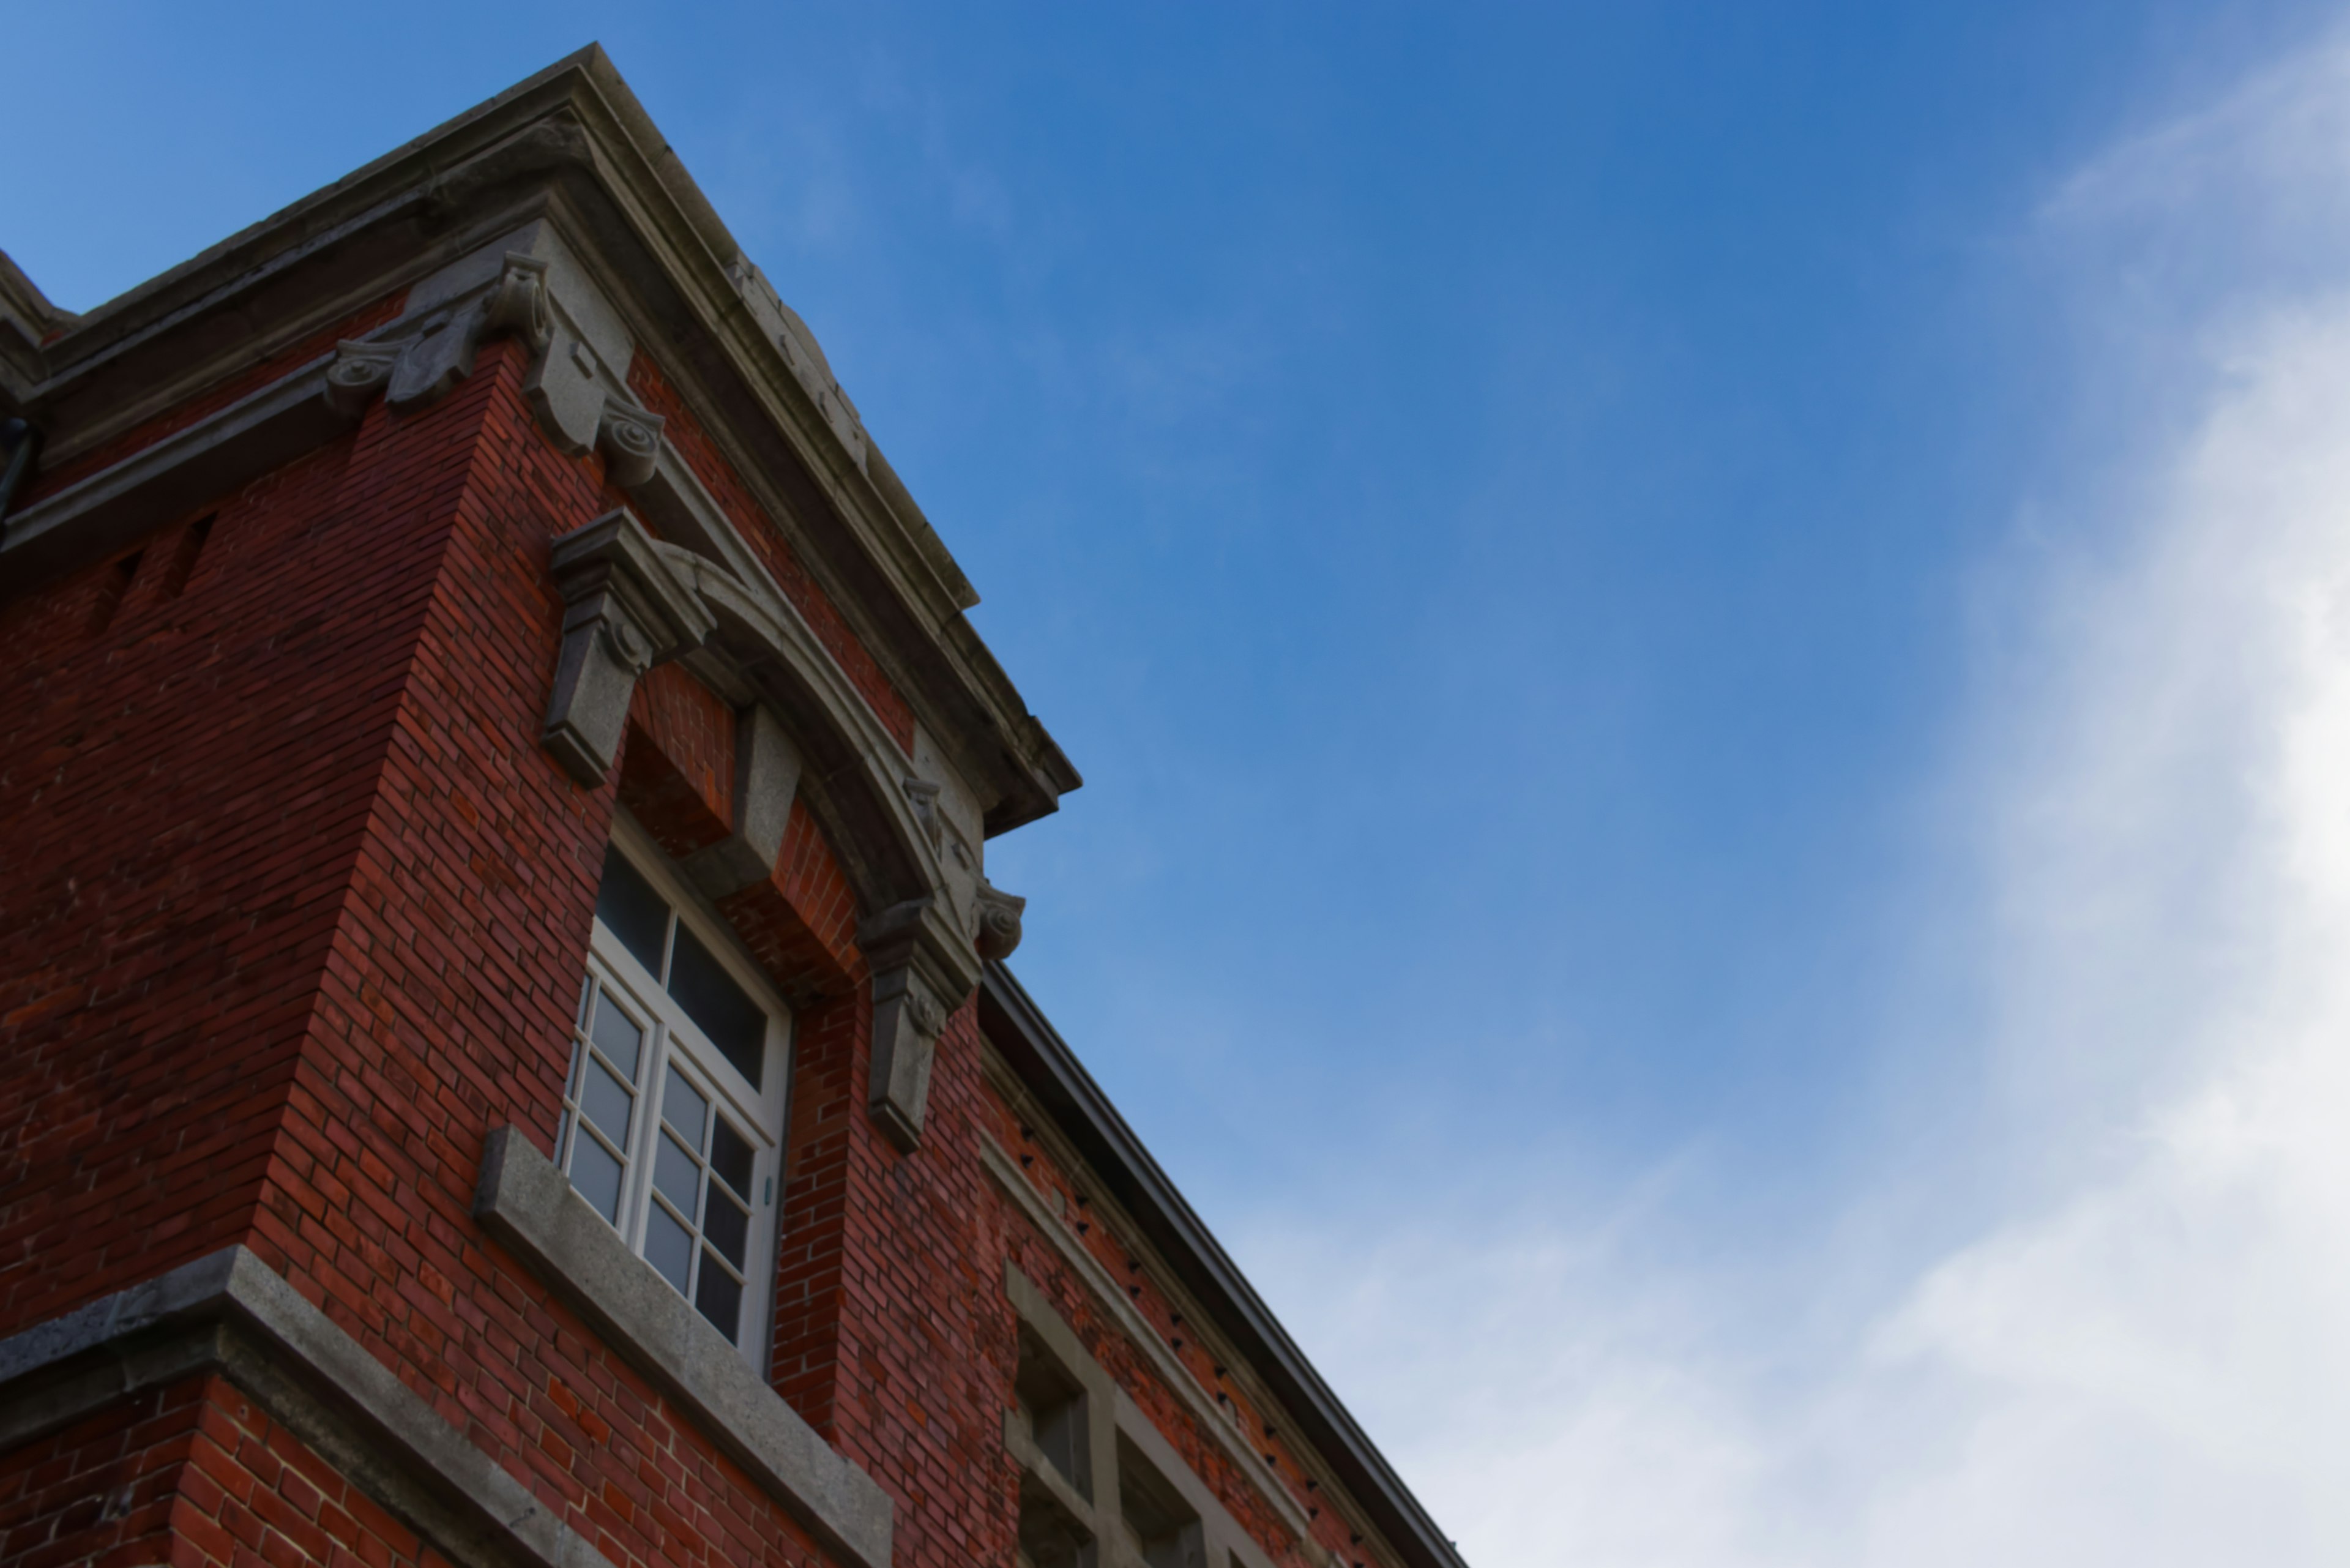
[1239,27,2350,1568]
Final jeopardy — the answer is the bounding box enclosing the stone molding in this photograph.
[533,500,998,1150]
[651,541,999,1144]
[979,1134,1321,1550]
[540,509,716,785]
[0,355,360,588]
[473,1127,894,1568]
[0,1246,614,1568]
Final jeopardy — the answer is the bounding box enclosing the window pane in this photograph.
[644,1203,694,1295]
[704,1189,750,1269]
[695,1255,743,1339]
[595,845,670,977]
[666,925,765,1088]
[589,991,644,1080]
[654,1130,701,1214]
[662,1066,707,1144]
[709,1117,754,1200]
[580,1060,633,1144]
[569,1135,624,1223]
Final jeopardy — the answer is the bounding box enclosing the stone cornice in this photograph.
[0,44,1077,837]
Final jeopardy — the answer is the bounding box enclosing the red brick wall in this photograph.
[619,664,736,857]
[717,801,864,1008]
[767,991,1018,1568]
[234,343,837,1568]
[983,1082,1362,1568]
[0,343,839,1567]
[0,413,443,1329]
[0,1372,472,1568]
[1,311,1332,1568]
[0,1375,204,1568]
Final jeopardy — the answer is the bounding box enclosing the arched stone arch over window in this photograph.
[541,503,1020,1148]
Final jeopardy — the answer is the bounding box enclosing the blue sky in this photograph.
[13,4,2350,1561]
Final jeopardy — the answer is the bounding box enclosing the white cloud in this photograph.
[1240,29,2350,1568]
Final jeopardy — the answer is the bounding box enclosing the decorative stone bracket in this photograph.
[975,880,1026,961]
[860,897,975,1151]
[326,253,551,418]
[541,510,714,785]
[596,397,666,488]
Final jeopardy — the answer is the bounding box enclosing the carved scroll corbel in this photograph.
[597,397,666,488]
[321,253,553,420]
[482,253,553,353]
[974,881,1026,961]
[324,342,401,419]
[540,508,715,786]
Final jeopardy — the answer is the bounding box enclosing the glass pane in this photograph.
[662,1066,708,1144]
[568,1134,624,1223]
[644,1203,694,1296]
[580,1059,633,1143]
[666,925,766,1089]
[595,845,671,977]
[589,991,644,1080]
[561,1041,581,1099]
[709,1117,753,1199]
[695,1254,743,1340]
[654,1130,701,1214]
[704,1189,750,1268]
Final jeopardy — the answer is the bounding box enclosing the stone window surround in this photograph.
[562,814,796,1373]
[982,1128,1326,1558]
[1005,1260,1282,1568]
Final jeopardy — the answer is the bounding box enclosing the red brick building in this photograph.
[0,47,1464,1568]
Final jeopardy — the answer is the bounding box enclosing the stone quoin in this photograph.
[0,45,1468,1568]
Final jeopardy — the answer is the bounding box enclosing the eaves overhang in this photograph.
[977,963,1472,1568]
[1,43,1078,835]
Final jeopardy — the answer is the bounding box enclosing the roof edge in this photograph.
[977,963,1469,1568]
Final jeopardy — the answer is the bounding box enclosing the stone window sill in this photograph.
[475,1126,892,1568]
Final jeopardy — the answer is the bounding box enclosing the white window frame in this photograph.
[556,813,793,1374]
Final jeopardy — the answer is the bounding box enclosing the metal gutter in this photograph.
[977,962,1470,1568]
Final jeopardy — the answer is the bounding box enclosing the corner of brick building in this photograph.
[0,62,1455,1568]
